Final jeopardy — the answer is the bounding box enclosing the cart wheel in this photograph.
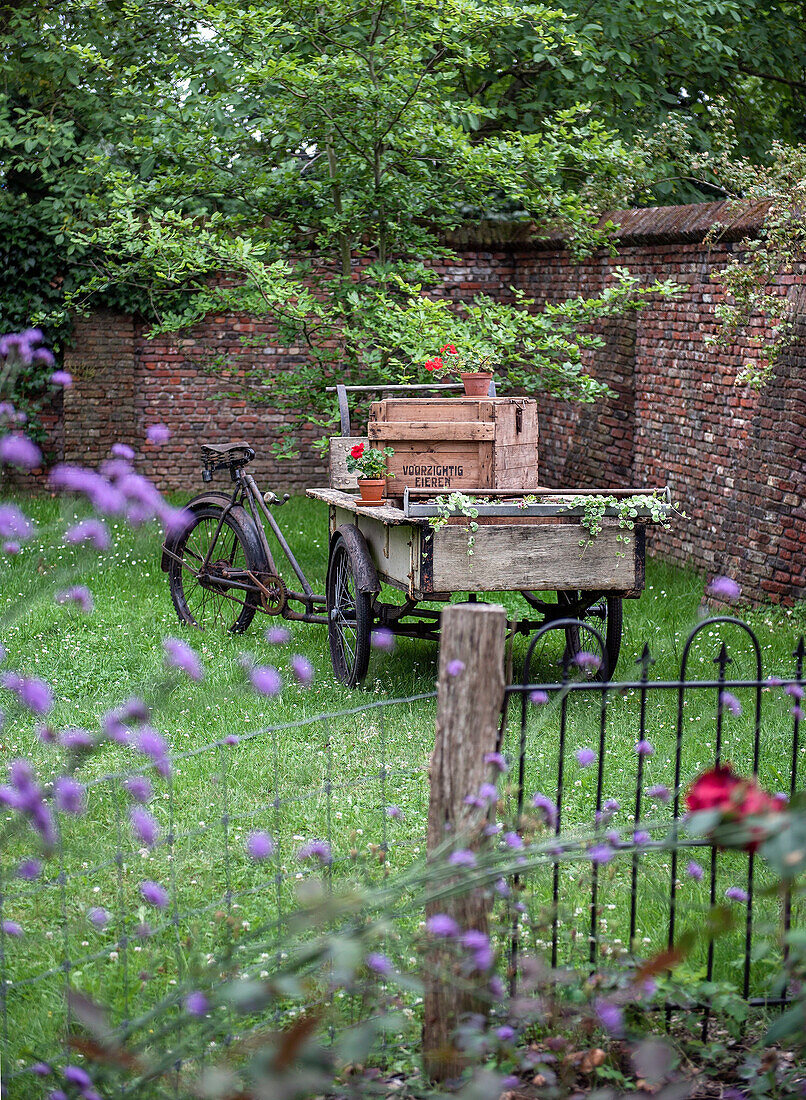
[168,504,265,633]
[560,591,623,680]
[326,533,373,687]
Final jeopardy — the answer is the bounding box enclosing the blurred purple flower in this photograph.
[720,691,742,716]
[573,651,601,672]
[446,659,465,677]
[385,804,403,819]
[484,751,508,772]
[589,844,615,864]
[496,1025,515,1041]
[250,665,282,696]
[371,627,395,652]
[136,727,169,763]
[32,1062,51,1076]
[489,976,506,999]
[265,626,291,645]
[633,830,651,846]
[595,999,624,1036]
[120,697,149,724]
[50,370,72,387]
[785,684,804,700]
[706,576,741,601]
[163,637,203,681]
[501,1075,519,1088]
[64,518,111,550]
[130,807,159,847]
[603,798,620,814]
[576,747,596,768]
[146,423,170,444]
[290,655,314,685]
[2,920,22,936]
[3,540,20,554]
[687,860,704,880]
[460,929,493,970]
[246,831,274,860]
[54,777,86,815]
[14,676,53,716]
[478,782,498,802]
[88,907,109,929]
[635,739,654,756]
[140,880,169,908]
[726,886,749,903]
[0,503,32,541]
[647,784,670,803]
[55,586,94,614]
[366,952,392,975]
[483,822,503,836]
[529,689,549,705]
[793,706,805,722]
[449,849,476,868]
[0,433,41,469]
[494,878,510,896]
[504,831,523,849]
[63,1066,92,1090]
[111,443,135,460]
[59,728,94,751]
[17,858,42,880]
[48,1090,68,1100]
[532,792,558,828]
[224,734,239,745]
[185,991,209,1017]
[426,914,459,937]
[297,839,332,864]
[124,775,152,803]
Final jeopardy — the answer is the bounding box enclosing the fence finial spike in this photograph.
[713,640,732,675]
[636,642,655,676]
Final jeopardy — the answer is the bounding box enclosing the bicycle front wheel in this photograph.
[168,504,265,633]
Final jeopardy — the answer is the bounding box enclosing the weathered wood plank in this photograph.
[329,436,369,490]
[368,421,495,441]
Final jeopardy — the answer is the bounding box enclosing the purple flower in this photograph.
[146,423,170,444]
[426,913,459,937]
[725,886,749,903]
[501,1076,519,1088]
[290,655,314,685]
[55,586,94,614]
[13,676,54,716]
[484,751,508,772]
[385,804,403,819]
[767,676,783,686]
[54,777,86,815]
[573,651,601,672]
[224,734,239,745]
[635,739,654,756]
[706,576,741,601]
[785,684,804,701]
[2,920,23,936]
[532,792,558,828]
[136,726,169,762]
[647,784,670,802]
[3,540,20,555]
[297,839,332,864]
[111,443,135,460]
[371,627,395,651]
[59,727,94,751]
[446,659,465,677]
[249,665,282,696]
[720,691,742,716]
[633,830,651,846]
[88,907,109,929]
[124,775,152,803]
[529,689,549,705]
[140,880,169,908]
[32,1062,52,1076]
[478,782,498,802]
[48,1091,68,1100]
[163,637,203,681]
[0,433,42,469]
[460,929,493,970]
[494,878,510,897]
[63,1066,92,1090]
[130,807,159,847]
[185,991,209,1017]
[0,503,32,541]
[595,999,624,1036]
[366,952,393,975]
[484,822,503,836]
[449,849,476,868]
[50,370,73,387]
[62,512,106,553]
[603,798,620,814]
[793,706,805,722]
[489,976,506,999]
[588,844,615,864]
[496,1025,515,1041]
[17,858,42,880]
[687,860,704,880]
[576,747,596,768]
[504,831,523,849]
[246,831,274,860]
[265,626,291,645]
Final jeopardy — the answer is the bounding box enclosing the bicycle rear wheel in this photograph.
[168,504,265,633]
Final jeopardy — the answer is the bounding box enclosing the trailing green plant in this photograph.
[428,492,479,556]
[559,492,677,552]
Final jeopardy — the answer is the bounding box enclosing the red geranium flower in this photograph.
[440,344,458,355]
[424,357,444,372]
[350,442,365,459]
[685,765,743,814]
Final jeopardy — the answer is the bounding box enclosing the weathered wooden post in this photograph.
[422,602,508,1082]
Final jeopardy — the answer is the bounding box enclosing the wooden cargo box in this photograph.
[368,396,539,497]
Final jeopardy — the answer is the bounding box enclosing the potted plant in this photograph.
[424,344,494,397]
[346,442,394,504]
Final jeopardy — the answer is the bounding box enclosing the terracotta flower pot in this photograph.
[357,478,386,504]
[460,371,493,397]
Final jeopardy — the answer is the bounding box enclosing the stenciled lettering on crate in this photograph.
[368,397,539,497]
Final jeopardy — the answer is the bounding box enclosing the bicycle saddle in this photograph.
[201,441,254,460]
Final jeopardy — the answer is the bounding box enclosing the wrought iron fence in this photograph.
[502,615,805,1021]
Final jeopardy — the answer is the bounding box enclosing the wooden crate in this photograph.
[368,397,539,497]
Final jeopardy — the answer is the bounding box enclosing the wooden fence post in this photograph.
[422,602,508,1082]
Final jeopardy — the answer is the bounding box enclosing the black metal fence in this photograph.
[502,615,805,1017]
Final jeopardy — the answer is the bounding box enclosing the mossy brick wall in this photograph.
[55,203,805,603]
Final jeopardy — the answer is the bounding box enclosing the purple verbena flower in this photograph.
[504,831,523,849]
[2,920,23,936]
[224,734,239,745]
[588,844,615,864]
[246,831,274,860]
[53,777,86,815]
[64,518,111,551]
[635,739,654,756]
[575,747,596,768]
[725,886,749,903]
[449,848,477,868]
[385,804,403,819]
[146,423,170,444]
[32,1062,51,1076]
[496,1025,515,1041]
[17,858,42,880]
[687,860,704,881]
[573,651,601,672]
[720,691,742,716]
[15,676,53,716]
[793,706,805,722]
[63,1066,92,1090]
[290,655,314,685]
[55,586,94,614]
[130,807,159,847]
[163,637,203,681]
[595,999,624,1036]
[603,798,620,814]
[124,775,152,803]
[111,443,135,460]
[249,665,282,696]
[185,991,209,1017]
[478,782,498,802]
[140,880,169,908]
[297,839,332,864]
[446,659,465,677]
[371,627,395,651]
[366,952,392,975]
[3,540,20,554]
[633,830,651,846]
[265,626,291,645]
[0,433,42,470]
[460,929,493,970]
[426,913,459,937]
[494,877,510,896]
[0,503,32,541]
[785,684,804,701]
[532,792,558,828]
[529,689,549,705]
[50,370,72,387]
[59,727,94,751]
[484,751,508,772]
[88,907,109,929]
[647,784,670,803]
[706,576,741,601]
[136,726,169,762]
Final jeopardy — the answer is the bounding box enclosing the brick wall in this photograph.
[47,203,804,603]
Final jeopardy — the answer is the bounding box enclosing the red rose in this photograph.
[350,442,364,459]
[685,765,743,813]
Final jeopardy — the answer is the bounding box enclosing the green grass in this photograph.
[1,491,804,1088]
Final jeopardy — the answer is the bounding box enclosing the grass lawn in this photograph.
[1,490,804,1086]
